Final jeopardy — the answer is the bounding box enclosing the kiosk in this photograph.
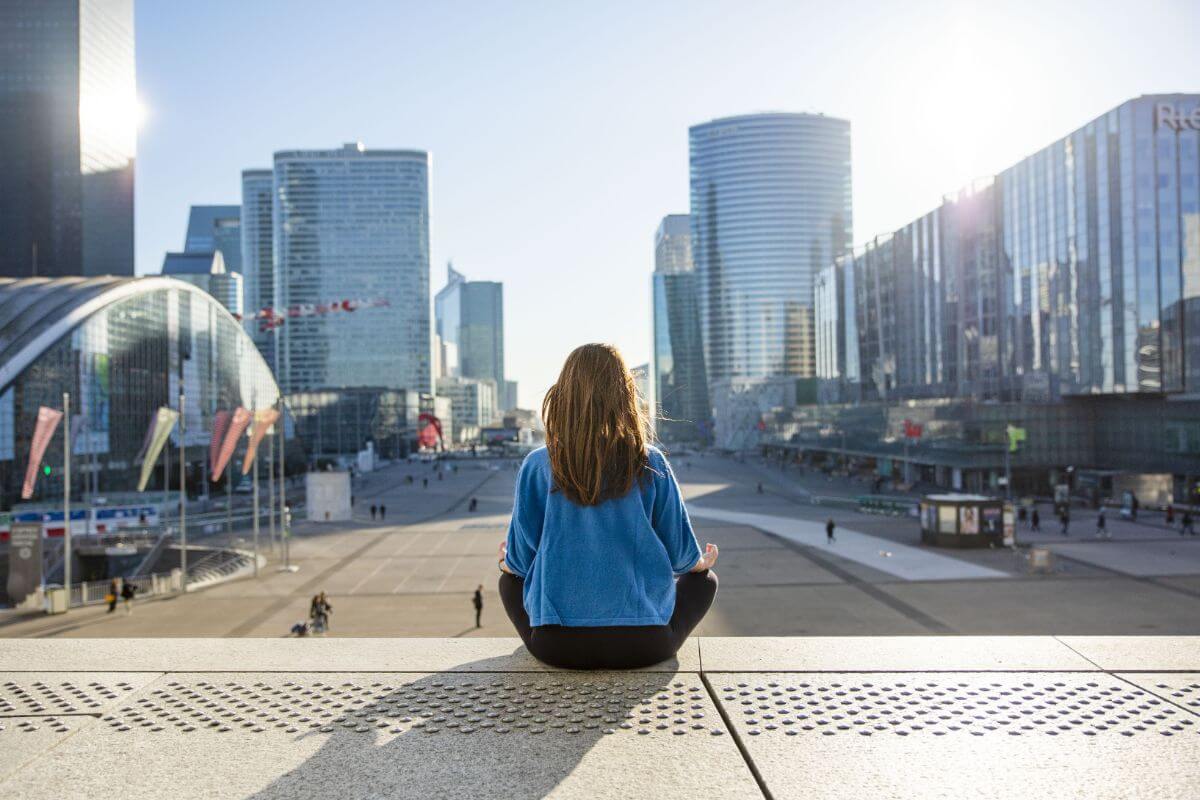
[920,493,1014,548]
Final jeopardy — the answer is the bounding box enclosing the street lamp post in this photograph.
[180,390,187,592]
[63,391,71,608]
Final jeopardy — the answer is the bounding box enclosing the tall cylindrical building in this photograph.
[689,113,851,447]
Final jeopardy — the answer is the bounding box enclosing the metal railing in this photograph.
[66,570,182,608]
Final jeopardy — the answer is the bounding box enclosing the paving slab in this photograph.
[1048,540,1200,577]
[713,671,1200,799]
[0,638,700,673]
[0,714,98,783]
[1118,673,1200,716]
[1057,636,1200,670]
[700,636,1098,671]
[0,671,759,800]
[0,672,160,715]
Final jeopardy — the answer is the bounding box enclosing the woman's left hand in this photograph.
[690,542,718,572]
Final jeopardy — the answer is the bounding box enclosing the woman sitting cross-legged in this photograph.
[498,343,719,670]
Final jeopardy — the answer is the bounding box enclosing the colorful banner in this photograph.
[137,407,180,492]
[21,406,63,499]
[212,407,251,482]
[209,409,231,475]
[242,408,280,475]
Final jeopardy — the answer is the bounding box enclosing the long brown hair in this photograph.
[542,343,649,506]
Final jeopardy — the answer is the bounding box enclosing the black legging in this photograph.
[498,570,717,670]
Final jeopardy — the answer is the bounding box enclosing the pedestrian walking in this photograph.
[469,497,478,512]
[120,580,137,614]
[1131,495,1139,521]
[826,517,836,544]
[1183,511,1195,537]
[1060,509,1070,537]
[756,482,763,494]
[1031,507,1041,533]
[1166,506,1175,525]
[379,504,386,520]
[106,579,119,613]
[370,504,377,520]
[422,477,428,489]
[1095,508,1108,539]
[473,585,483,628]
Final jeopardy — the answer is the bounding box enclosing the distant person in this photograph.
[1060,509,1070,537]
[1031,508,1041,533]
[1183,511,1195,537]
[370,504,377,520]
[106,579,119,614]
[379,504,386,520]
[473,585,483,628]
[826,518,836,544]
[1131,495,1139,521]
[1095,508,1108,539]
[422,478,428,489]
[498,343,718,669]
[120,580,136,614]
[1166,506,1175,525]
[469,497,478,512]
[756,482,763,494]
[310,592,332,634]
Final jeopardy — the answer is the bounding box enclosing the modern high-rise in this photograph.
[651,214,711,444]
[434,263,513,409]
[0,0,136,278]
[184,205,241,274]
[240,169,274,367]
[273,143,430,394]
[811,94,1200,499]
[689,113,852,447]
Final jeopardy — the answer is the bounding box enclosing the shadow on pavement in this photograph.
[245,646,678,800]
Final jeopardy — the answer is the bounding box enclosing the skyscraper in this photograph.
[689,113,851,447]
[184,205,241,275]
[0,0,136,278]
[652,214,711,444]
[274,143,430,394]
[434,263,513,409]
[240,169,274,367]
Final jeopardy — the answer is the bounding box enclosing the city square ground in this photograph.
[3,453,1200,638]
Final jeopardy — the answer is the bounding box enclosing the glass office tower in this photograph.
[689,113,852,383]
[434,264,510,409]
[240,169,274,369]
[0,0,136,278]
[273,144,430,395]
[652,214,711,444]
[825,94,1200,403]
[184,205,242,275]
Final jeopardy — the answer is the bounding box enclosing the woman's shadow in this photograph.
[244,646,693,800]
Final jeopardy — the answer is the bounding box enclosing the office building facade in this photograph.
[434,264,513,409]
[651,214,711,445]
[273,143,430,395]
[240,169,274,369]
[811,95,1200,499]
[689,113,852,447]
[0,0,136,278]
[184,205,242,275]
[436,376,497,444]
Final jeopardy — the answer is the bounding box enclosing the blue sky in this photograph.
[133,0,1200,408]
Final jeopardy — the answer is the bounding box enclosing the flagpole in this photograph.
[179,390,187,593]
[253,445,260,578]
[63,392,71,609]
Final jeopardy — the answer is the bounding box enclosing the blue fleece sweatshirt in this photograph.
[503,445,702,627]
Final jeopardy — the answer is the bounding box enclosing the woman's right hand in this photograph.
[497,540,513,574]
[691,542,718,572]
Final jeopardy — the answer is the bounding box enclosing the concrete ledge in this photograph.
[698,636,1102,672]
[1,637,1198,799]
[0,638,700,673]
